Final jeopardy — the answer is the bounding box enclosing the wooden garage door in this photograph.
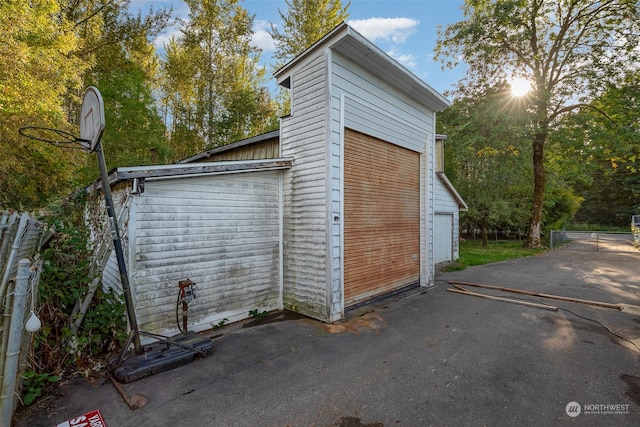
[344,129,420,305]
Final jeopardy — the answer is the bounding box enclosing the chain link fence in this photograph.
[550,230,637,252]
[0,211,44,424]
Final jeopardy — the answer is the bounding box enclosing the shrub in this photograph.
[26,193,126,404]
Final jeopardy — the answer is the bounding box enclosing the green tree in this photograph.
[0,0,87,209]
[438,86,533,246]
[552,71,640,226]
[269,0,349,116]
[216,87,279,145]
[161,0,277,158]
[435,0,640,247]
[269,0,350,67]
[160,38,201,160]
[64,0,172,176]
[83,23,171,176]
[0,0,172,209]
[85,46,169,173]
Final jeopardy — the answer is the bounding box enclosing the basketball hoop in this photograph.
[19,86,105,153]
[18,126,91,151]
[19,86,146,354]
[79,86,105,152]
[18,86,214,370]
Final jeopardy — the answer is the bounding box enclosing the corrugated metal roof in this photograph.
[177,130,280,163]
[115,158,293,181]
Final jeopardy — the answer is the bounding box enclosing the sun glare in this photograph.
[510,77,532,97]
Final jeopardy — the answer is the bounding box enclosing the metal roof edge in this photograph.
[342,26,450,111]
[274,22,449,111]
[437,171,468,211]
[116,158,294,181]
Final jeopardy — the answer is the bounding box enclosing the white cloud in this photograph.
[348,17,420,70]
[152,19,276,55]
[251,20,275,53]
[348,17,419,44]
[153,28,181,51]
[387,49,418,69]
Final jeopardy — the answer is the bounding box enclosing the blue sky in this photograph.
[130,0,467,96]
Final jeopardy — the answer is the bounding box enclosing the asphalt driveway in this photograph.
[16,248,640,426]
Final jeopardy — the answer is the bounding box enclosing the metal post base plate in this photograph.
[109,332,213,383]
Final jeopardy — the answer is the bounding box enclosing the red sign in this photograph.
[56,410,106,427]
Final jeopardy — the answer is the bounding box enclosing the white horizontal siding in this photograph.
[434,178,459,213]
[281,50,331,320]
[130,171,281,335]
[103,252,121,294]
[331,53,434,152]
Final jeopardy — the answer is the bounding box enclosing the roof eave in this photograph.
[437,172,468,211]
[341,26,450,111]
[274,22,450,112]
[116,158,294,181]
[274,22,349,81]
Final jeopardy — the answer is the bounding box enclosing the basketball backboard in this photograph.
[80,86,105,152]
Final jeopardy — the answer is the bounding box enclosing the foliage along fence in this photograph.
[0,211,44,424]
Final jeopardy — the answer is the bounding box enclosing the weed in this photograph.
[213,318,229,330]
[249,309,268,320]
[21,371,59,406]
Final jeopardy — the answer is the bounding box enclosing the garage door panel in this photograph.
[434,214,453,264]
[344,129,420,305]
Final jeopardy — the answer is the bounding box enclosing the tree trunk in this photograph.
[481,223,489,247]
[528,132,546,247]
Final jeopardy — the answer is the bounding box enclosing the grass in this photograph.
[446,239,547,271]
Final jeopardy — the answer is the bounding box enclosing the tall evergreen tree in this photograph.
[269,0,349,116]
[269,0,350,68]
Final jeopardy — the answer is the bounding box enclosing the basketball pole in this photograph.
[18,87,215,379]
[95,140,143,355]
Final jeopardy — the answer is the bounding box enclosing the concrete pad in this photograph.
[14,249,640,426]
